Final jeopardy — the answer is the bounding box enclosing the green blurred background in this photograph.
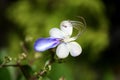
[0,0,120,80]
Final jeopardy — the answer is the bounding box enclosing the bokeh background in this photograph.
[0,0,120,80]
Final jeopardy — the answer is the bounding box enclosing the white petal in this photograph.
[68,42,82,57]
[60,21,73,36]
[49,28,66,38]
[56,43,69,58]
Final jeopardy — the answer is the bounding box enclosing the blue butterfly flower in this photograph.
[34,21,82,58]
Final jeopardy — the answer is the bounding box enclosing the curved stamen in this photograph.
[70,18,86,39]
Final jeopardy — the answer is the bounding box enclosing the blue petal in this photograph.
[34,38,61,52]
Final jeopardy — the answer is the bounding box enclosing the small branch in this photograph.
[30,70,47,80]
[0,63,31,80]
[20,41,29,54]
[30,51,55,80]
[0,64,19,68]
[18,64,31,80]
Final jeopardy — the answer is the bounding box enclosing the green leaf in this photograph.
[0,68,12,80]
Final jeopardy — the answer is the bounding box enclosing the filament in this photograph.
[70,17,86,39]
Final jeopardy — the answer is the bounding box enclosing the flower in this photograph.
[34,20,82,58]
